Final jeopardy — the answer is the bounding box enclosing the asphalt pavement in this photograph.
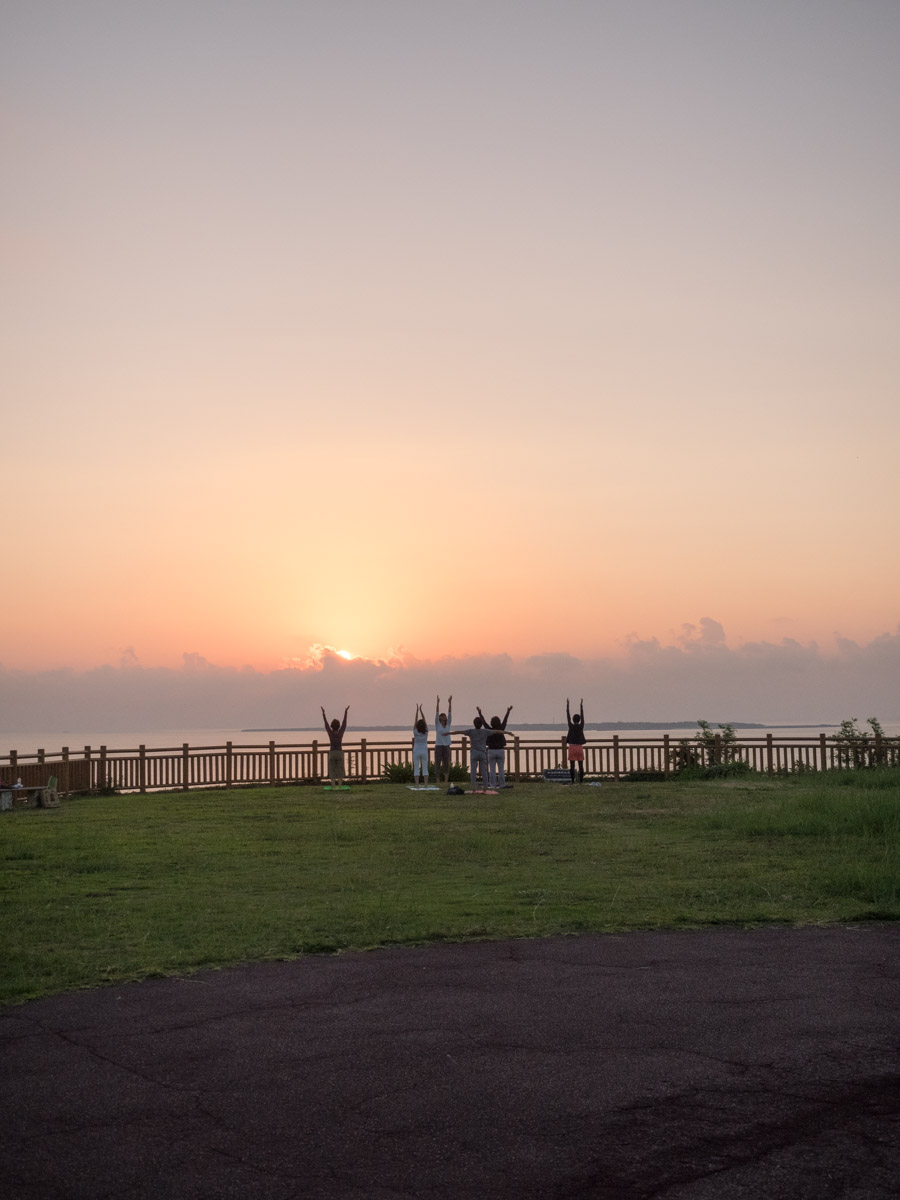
[2,924,899,1199]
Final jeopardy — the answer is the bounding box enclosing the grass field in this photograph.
[2,772,899,1006]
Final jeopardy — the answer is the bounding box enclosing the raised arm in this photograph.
[340,705,349,736]
[476,705,486,724]
[566,698,571,725]
[580,697,584,723]
[321,706,331,734]
[501,705,513,729]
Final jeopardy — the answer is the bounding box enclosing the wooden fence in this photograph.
[2,733,899,795]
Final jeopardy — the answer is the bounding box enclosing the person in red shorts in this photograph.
[566,697,587,783]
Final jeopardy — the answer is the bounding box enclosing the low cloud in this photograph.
[1,622,899,734]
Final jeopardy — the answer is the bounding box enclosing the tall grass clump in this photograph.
[699,771,900,913]
[701,777,900,839]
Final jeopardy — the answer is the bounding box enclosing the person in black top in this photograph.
[321,705,349,787]
[566,698,586,783]
[478,704,513,791]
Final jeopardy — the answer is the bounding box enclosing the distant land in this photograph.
[242,722,834,733]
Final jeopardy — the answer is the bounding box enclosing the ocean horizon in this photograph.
[5,721,898,758]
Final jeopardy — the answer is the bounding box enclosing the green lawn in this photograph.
[2,772,898,1006]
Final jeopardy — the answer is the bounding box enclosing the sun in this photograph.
[336,649,354,660]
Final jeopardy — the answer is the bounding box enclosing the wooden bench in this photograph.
[1,776,60,811]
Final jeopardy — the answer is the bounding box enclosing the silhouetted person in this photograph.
[566,697,586,783]
[412,703,429,787]
[454,716,491,793]
[321,705,349,787]
[477,704,513,790]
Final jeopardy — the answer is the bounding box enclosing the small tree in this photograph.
[833,717,886,769]
[695,719,740,765]
[669,720,746,777]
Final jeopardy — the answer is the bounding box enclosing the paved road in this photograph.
[2,925,898,1199]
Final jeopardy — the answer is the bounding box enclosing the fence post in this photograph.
[360,738,367,783]
[61,746,71,795]
[182,743,190,791]
[312,739,318,782]
[714,733,722,765]
[226,741,233,789]
[138,745,146,794]
[99,745,107,791]
[874,729,883,767]
[461,736,468,774]
[37,747,45,765]
[612,735,620,782]
[268,741,276,786]
[766,734,774,776]
[560,735,567,767]
[663,734,670,777]
[514,735,521,781]
[84,746,92,792]
[10,749,17,779]
[819,732,827,773]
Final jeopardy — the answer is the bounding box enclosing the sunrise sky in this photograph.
[2,1,899,726]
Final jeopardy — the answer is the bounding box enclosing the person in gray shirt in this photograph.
[454,716,492,793]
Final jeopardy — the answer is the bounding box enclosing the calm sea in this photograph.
[5,723,899,757]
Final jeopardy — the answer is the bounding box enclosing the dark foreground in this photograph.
[2,925,898,1199]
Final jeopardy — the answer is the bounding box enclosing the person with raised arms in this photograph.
[566,697,587,783]
[434,694,453,783]
[321,704,349,789]
[477,704,513,791]
[453,713,493,794]
[412,702,430,788]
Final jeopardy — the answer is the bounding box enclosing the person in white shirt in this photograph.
[434,694,453,782]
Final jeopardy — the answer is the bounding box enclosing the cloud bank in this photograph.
[2,622,899,733]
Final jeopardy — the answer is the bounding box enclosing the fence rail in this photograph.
[2,733,899,795]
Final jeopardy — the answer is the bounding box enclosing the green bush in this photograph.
[669,720,751,778]
[382,761,414,783]
[832,717,900,769]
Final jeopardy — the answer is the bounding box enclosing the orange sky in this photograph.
[2,2,899,677]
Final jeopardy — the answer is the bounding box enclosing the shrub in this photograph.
[695,719,740,763]
[832,717,900,769]
[669,740,701,770]
[383,761,414,783]
[670,720,746,776]
[622,769,668,783]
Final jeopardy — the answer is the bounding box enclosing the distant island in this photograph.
[242,721,834,733]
